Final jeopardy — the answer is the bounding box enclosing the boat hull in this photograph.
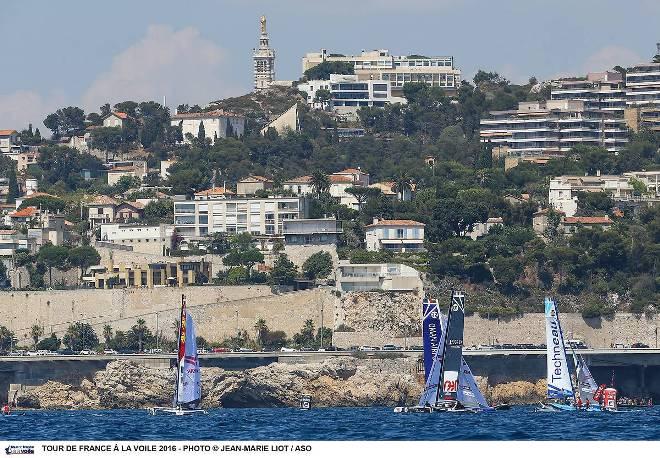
[538,402,616,412]
[148,407,208,416]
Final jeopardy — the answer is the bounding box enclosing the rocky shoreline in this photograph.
[16,357,546,410]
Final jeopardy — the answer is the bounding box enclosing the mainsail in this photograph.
[574,353,598,402]
[457,357,490,410]
[418,316,446,407]
[175,295,202,408]
[437,291,465,402]
[544,297,574,400]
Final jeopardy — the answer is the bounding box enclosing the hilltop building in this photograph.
[624,53,660,132]
[302,49,461,96]
[171,110,245,144]
[253,15,275,90]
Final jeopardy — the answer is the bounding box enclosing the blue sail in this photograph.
[418,318,446,407]
[457,357,491,410]
[421,299,442,380]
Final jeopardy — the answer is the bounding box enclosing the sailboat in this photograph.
[539,297,615,412]
[395,291,492,413]
[149,295,207,415]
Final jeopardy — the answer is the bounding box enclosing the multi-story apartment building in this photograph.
[551,71,626,118]
[549,174,634,217]
[298,74,406,113]
[173,195,307,238]
[99,223,175,256]
[302,49,461,95]
[480,100,629,158]
[625,60,660,132]
[283,168,369,210]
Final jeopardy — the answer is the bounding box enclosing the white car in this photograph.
[280,347,297,352]
[26,350,39,356]
[103,349,118,355]
[79,349,97,355]
[198,348,209,354]
[148,348,163,354]
[358,346,379,352]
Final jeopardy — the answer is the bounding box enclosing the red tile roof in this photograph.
[88,195,118,206]
[0,229,17,235]
[0,129,18,136]
[329,175,354,184]
[108,112,128,119]
[10,206,38,218]
[240,175,272,183]
[366,219,425,228]
[338,168,365,174]
[563,216,611,225]
[285,175,312,184]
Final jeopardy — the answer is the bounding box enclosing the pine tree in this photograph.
[197,121,206,141]
[7,166,19,204]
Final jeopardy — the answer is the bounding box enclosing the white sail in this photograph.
[176,311,201,407]
[544,298,573,400]
[457,357,490,409]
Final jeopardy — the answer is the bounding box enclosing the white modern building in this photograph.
[551,71,626,118]
[298,74,406,113]
[0,130,20,154]
[548,174,634,217]
[365,219,425,252]
[302,49,461,95]
[282,168,370,210]
[102,112,127,128]
[173,195,306,238]
[253,15,275,90]
[625,59,660,132]
[480,100,629,158]
[99,223,175,255]
[171,110,245,144]
[336,261,422,292]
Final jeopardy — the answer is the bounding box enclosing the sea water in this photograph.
[1,407,659,441]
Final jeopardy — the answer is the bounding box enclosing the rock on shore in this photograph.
[16,357,545,409]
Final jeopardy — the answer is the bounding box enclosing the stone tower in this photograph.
[253,15,275,90]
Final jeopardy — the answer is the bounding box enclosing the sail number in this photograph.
[443,380,458,392]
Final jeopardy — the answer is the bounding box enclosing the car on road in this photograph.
[198,348,209,354]
[567,339,588,349]
[103,349,118,355]
[79,349,97,355]
[613,343,626,349]
[408,345,424,351]
[382,344,402,351]
[212,347,231,353]
[236,347,255,352]
[631,343,650,348]
[300,347,314,352]
[358,346,379,351]
[280,347,297,352]
[26,350,39,356]
[148,348,163,354]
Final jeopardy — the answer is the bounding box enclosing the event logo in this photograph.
[5,445,34,455]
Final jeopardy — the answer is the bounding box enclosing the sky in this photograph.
[1,0,659,132]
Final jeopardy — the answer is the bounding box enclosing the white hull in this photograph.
[148,407,208,416]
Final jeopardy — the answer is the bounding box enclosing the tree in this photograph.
[489,256,523,291]
[7,166,19,204]
[143,200,174,224]
[37,244,69,286]
[68,245,101,280]
[36,333,61,351]
[304,61,354,80]
[392,172,413,201]
[89,126,124,153]
[63,322,99,351]
[302,251,333,279]
[270,254,298,286]
[30,324,44,349]
[103,324,113,348]
[197,121,206,141]
[346,186,380,211]
[293,319,316,348]
[19,195,66,213]
[310,170,330,196]
[254,318,269,347]
[0,326,15,351]
[127,318,152,352]
[43,106,86,138]
[314,89,332,109]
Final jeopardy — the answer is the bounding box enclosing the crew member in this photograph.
[1,404,10,415]
[576,398,583,409]
[585,399,590,409]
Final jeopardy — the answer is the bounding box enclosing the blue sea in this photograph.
[2,407,659,441]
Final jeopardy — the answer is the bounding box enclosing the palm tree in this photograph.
[310,170,330,196]
[103,324,113,348]
[30,324,44,349]
[254,318,269,348]
[346,186,380,212]
[392,172,413,201]
[134,318,148,352]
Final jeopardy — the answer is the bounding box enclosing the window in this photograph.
[396,228,404,238]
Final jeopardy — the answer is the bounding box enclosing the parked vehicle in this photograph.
[212,347,231,353]
[237,347,255,352]
[280,347,297,352]
[358,346,379,351]
[631,343,650,348]
[79,349,96,355]
[300,347,314,352]
[103,349,118,355]
[148,348,163,354]
[382,344,402,351]
[198,348,209,354]
[567,339,588,349]
[408,345,424,351]
[614,343,626,349]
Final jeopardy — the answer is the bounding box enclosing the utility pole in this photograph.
[320,297,324,349]
[156,312,160,350]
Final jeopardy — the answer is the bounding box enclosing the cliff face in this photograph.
[15,357,545,409]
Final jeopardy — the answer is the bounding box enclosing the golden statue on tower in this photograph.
[260,15,266,35]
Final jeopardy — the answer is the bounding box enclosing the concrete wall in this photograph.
[2,286,335,347]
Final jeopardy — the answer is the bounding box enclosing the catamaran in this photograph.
[395,291,493,413]
[149,294,207,415]
[539,297,616,412]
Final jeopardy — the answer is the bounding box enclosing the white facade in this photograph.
[283,168,370,210]
[365,219,425,252]
[160,159,177,180]
[173,196,306,238]
[336,261,422,292]
[102,112,126,128]
[480,100,629,158]
[549,174,635,217]
[253,16,275,90]
[171,110,245,144]
[625,61,660,131]
[100,223,175,255]
[0,130,20,154]
[551,72,626,118]
[302,49,461,93]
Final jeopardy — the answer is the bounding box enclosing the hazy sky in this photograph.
[1,0,659,131]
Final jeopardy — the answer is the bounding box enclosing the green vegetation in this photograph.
[303,61,354,80]
[63,322,99,351]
